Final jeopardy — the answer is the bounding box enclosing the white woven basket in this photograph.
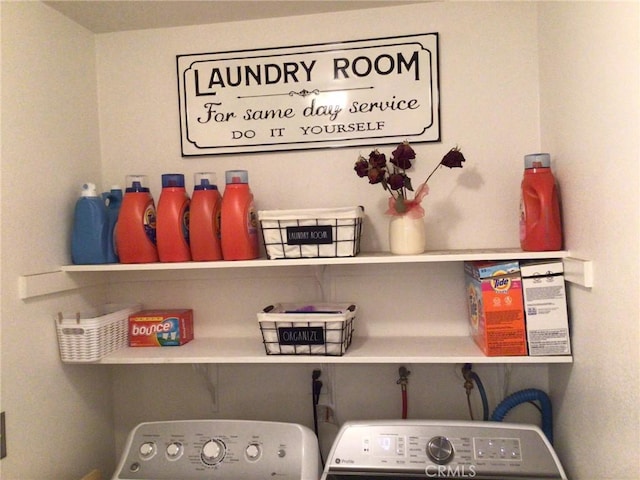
[55,303,140,363]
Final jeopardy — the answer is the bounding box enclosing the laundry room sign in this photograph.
[176,33,440,156]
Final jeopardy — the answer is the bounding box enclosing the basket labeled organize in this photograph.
[258,303,356,356]
[55,303,141,363]
[258,206,364,259]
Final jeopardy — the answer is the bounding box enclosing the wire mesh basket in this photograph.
[258,206,364,259]
[258,303,356,356]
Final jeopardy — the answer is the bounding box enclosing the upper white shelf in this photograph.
[60,248,571,272]
[20,249,591,300]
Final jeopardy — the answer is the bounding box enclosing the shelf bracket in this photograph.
[18,270,106,300]
[563,257,593,288]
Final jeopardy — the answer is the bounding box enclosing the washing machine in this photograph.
[321,420,568,479]
[112,419,322,480]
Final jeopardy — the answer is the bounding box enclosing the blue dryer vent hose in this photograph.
[490,388,554,445]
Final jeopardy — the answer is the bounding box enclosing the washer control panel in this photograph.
[112,420,320,480]
[322,420,567,479]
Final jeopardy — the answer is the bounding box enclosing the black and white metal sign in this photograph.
[177,33,439,156]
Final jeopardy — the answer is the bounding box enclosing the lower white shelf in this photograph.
[94,336,573,365]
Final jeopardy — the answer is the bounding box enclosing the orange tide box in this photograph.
[464,261,527,356]
[128,309,194,347]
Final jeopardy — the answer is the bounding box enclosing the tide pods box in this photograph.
[521,260,571,356]
[464,261,527,356]
[128,309,193,347]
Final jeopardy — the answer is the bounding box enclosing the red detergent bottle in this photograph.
[116,175,159,263]
[157,173,191,262]
[190,172,223,261]
[220,170,259,260]
[519,153,563,251]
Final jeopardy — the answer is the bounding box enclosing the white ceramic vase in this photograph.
[388,214,426,255]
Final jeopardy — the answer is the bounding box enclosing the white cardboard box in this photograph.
[521,261,571,356]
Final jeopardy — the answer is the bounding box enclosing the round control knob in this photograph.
[246,443,261,460]
[139,442,156,460]
[201,439,226,466]
[426,436,454,465]
[166,442,183,460]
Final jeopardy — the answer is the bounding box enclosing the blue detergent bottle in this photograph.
[103,186,123,263]
[71,182,110,264]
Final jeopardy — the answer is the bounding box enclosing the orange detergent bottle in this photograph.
[519,153,563,251]
[116,175,159,263]
[156,173,191,262]
[190,172,222,261]
[220,170,259,260]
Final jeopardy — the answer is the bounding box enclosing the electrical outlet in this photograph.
[1,411,6,459]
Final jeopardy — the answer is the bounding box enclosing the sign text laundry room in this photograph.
[176,33,440,155]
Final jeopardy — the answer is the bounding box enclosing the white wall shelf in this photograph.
[95,335,572,365]
[20,249,592,299]
[59,248,572,272]
[26,248,583,365]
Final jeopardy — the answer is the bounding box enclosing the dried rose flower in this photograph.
[354,157,369,177]
[354,141,466,214]
[390,142,416,170]
[422,146,467,185]
[368,150,387,168]
[441,146,466,169]
[387,172,405,191]
[367,166,385,184]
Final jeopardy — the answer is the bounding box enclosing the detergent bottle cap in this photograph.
[194,172,218,190]
[161,173,185,188]
[225,170,248,184]
[524,153,551,169]
[125,175,150,192]
[80,183,98,197]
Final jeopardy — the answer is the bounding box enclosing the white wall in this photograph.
[1,2,114,478]
[94,1,553,465]
[0,2,638,479]
[538,2,640,479]
[96,1,542,252]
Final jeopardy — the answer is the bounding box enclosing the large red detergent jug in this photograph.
[157,173,191,262]
[116,175,159,263]
[519,153,563,251]
[220,170,259,260]
[190,172,222,261]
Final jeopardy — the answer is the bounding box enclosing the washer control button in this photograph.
[426,436,454,465]
[166,441,183,460]
[246,443,261,460]
[201,439,226,466]
[139,442,156,460]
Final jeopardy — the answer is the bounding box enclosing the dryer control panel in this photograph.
[322,420,567,480]
[112,420,321,480]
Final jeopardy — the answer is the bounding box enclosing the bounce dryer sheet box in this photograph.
[521,261,571,356]
[465,261,527,356]
[128,309,193,347]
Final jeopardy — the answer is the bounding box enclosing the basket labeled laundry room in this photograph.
[258,303,356,356]
[258,206,364,259]
[55,303,141,363]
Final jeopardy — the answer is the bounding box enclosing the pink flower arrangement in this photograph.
[354,141,466,216]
